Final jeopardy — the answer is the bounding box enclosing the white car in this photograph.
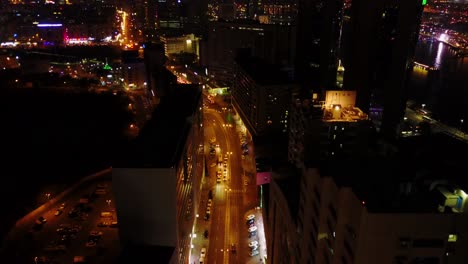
[245,214,255,221]
[248,240,259,248]
[248,226,258,233]
[200,248,207,258]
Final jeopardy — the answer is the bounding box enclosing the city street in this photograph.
[190,94,266,264]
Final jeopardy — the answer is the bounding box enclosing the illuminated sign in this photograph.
[37,23,63,27]
[422,0,427,5]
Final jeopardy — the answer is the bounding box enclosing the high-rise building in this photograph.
[267,167,468,264]
[288,90,374,168]
[113,84,204,264]
[295,0,344,96]
[343,0,425,141]
[204,20,296,84]
[232,55,297,137]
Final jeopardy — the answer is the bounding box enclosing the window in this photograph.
[329,204,337,220]
[344,239,354,258]
[412,239,444,248]
[448,234,457,242]
[399,237,411,248]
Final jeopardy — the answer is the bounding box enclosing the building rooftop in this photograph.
[273,134,468,214]
[114,84,201,168]
[236,56,292,86]
[319,133,468,213]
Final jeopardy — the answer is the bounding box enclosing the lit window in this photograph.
[448,234,458,242]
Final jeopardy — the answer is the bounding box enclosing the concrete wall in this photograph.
[113,167,177,247]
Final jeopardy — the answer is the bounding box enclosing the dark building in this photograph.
[232,55,297,137]
[143,42,177,99]
[288,90,375,170]
[343,0,425,141]
[113,84,204,264]
[204,20,296,84]
[267,164,468,264]
[295,0,344,96]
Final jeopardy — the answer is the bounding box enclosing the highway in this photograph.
[1,175,120,264]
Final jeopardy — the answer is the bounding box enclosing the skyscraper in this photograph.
[343,0,425,141]
[295,0,344,97]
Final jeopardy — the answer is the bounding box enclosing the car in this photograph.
[249,231,257,238]
[250,250,260,257]
[251,245,259,251]
[97,222,110,227]
[34,256,50,264]
[248,226,258,233]
[207,199,212,207]
[85,240,97,247]
[246,214,255,221]
[55,209,62,216]
[96,183,107,189]
[38,216,47,223]
[200,248,207,258]
[231,244,236,253]
[90,230,103,237]
[210,163,217,167]
[248,221,255,227]
[58,203,67,210]
[249,240,259,248]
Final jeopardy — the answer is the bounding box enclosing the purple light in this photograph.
[37,23,63,27]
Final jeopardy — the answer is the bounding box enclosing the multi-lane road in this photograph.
[189,93,263,264]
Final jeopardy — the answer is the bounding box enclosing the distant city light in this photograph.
[37,23,62,27]
[438,33,449,42]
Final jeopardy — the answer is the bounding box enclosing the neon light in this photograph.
[422,0,427,5]
[37,23,62,27]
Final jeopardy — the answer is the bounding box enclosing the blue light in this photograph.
[37,23,63,27]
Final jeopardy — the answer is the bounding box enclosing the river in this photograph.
[409,36,468,131]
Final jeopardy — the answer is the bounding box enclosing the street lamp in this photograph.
[422,103,426,109]
[106,199,112,207]
[45,193,51,200]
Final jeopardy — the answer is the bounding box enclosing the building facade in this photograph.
[267,168,468,264]
[204,20,296,84]
[113,85,204,263]
[232,56,296,137]
[288,90,374,168]
[343,0,425,140]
